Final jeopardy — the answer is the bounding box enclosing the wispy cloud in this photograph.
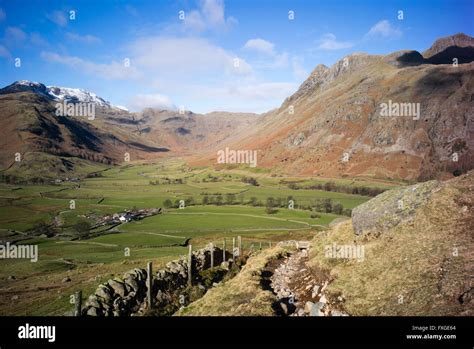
[0,8,6,22]
[65,32,101,44]
[244,38,275,56]
[181,0,237,33]
[128,93,174,111]
[128,36,252,78]
[47,10,67,27]
[365,20,402,39]
[5,27,27,42]
[30,32,49,46]
[317,33,354,50]
[0,44,11,59]
[40,51,141,80]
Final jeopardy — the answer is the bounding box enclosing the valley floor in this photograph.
[0,159,403,315]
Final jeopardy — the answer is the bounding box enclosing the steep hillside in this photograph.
[191,34,474,181]
[0,89,169,181]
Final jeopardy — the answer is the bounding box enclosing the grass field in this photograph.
[0,158,401,315]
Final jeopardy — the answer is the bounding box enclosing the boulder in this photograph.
[351,180,442,236]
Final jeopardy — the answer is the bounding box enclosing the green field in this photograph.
[0,158,401,315]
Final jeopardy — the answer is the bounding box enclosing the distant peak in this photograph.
[1,81,115,108]
[15,80,45,87]
[423,33,474,58]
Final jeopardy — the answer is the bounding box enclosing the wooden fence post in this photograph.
[188,245,192,286]
[232,237,236,260]
[147,261,153,309]
[210,243,214,269]
[74,290,82,316]
[238,236,242,257]
[223,238,226,262]
[259,241,262,250]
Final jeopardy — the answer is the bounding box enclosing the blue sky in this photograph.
[0,0,472,113]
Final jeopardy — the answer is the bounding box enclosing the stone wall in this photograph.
[82,245,233,316]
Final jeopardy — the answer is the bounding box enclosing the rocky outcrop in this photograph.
[351,180,444,236]
[423,33,474,59]
[82,245,233,316]
[285,53,373,104]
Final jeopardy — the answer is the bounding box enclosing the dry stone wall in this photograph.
[82,246,233,316]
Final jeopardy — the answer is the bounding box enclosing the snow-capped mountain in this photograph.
[47,86,111,107]
[0,80,114,108]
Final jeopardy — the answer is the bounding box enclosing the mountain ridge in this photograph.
[1,33,473,182]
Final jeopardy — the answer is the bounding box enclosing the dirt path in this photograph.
[266,247,348,316]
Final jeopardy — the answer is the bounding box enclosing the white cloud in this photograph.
[5,27,27,42]
[0,8,6,22]
[40,51,142,80]
[65,32,101,44]
[182,0,237,32]
[128,93,174,111]
[317,33,353,50]
[128,36,252,77]
[30,33,49,46]
[47,11,67,27]
[366,20,402,38]
[244,38,275,56]
[0,44,11,59]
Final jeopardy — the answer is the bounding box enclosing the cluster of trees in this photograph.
[286,181,385,197]
[201,174,220,182]
[149,177,185,185]
[163,197,196,208]
[0,174,46,185]
[241,176,259,186]
[309,198,351,216]
[161,194,351,217]
[261,196,351,216]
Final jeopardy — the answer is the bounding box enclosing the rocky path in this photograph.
[269,247,347,316]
